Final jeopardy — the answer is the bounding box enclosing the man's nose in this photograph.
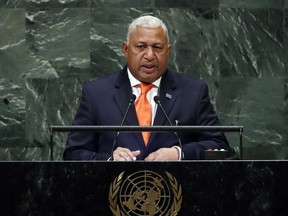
[144,46,155,60]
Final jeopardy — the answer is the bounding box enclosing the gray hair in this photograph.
[126,15,169,44]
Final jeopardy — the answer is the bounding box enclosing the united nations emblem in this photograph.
[109,170,182,216]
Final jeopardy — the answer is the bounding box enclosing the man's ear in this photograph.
[167,44,172,57]
[122,41,128,58]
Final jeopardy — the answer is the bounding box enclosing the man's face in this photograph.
[122,26,171,83]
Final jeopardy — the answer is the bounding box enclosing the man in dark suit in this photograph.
[64,15,229,161]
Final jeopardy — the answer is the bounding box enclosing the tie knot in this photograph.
[139,83,154,94]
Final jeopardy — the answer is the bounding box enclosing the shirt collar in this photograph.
[127,67,161,88]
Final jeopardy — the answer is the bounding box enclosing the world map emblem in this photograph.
[109,170,182,216]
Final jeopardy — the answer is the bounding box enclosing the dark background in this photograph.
[0,0,287,160]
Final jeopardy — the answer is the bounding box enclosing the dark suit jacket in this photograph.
[64,66,229,160]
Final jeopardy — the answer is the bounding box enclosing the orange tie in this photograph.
[135,83,154,145]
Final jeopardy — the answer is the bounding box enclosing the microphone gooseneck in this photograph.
[153,95,184,159]
[110,94,136,160]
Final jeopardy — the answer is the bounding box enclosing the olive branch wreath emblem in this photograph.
[109,171,182,216]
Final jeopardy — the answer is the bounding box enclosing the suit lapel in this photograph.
[148,70,178,145]
[112,67,143,145]
[113,67,138,125]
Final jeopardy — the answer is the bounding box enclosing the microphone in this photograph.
[109,94,136,160]
[153,95,184,159]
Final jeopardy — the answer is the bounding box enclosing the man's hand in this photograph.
[113,147,141,161]
[145,147,180,161]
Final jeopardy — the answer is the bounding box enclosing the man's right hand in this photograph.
[113,147,141,161]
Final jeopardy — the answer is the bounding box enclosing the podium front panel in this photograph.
[0,161,287,216]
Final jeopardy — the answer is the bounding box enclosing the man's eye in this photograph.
[136,45,145,49]
[153,46,162,50]
[153,46,164,52]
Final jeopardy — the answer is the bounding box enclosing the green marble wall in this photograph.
[0,0,287,160]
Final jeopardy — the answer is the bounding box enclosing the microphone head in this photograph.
[130,94,136,102]
[153,95,160,103]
